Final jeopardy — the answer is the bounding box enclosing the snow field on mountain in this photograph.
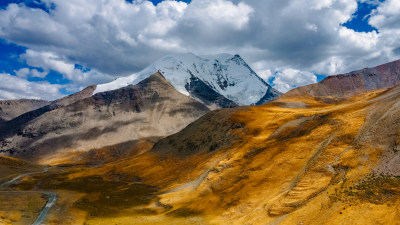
[94,53,272,105]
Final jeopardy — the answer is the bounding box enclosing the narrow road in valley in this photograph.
[32,191,56,225]
[0,169,57,225]
[0,173,34,188]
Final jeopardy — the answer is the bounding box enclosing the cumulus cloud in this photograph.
[181,0,253,30]
[0,73,63,100]
[272,69,317,93]
[14,67,47,78]
[252,62,317,93]
[369,0,400,30]
[368,0,400,59]
[0,0,399,99]
[21,50,114,88]
[14,68,30,78]
[0,0,191,76]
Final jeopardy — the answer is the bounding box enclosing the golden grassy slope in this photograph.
[119,86,400,224]
[0,156,42,183]
[0,156,46,225]
[0,192,47,225]
[8,85,400,224]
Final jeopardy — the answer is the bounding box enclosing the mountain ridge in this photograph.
[94,53,281,106]
[0,99,49,122]
[0,72,209,162]
[284,59,400,99]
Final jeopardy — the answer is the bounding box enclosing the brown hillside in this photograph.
[0,72,209,163]
[285,59,400,100]
[0,99,49,122]
[18,83,400,224]
[124,85,400,224]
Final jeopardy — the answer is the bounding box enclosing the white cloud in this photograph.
[0,0,191,78]
[14,67,48,78]
[21,50,113,87]
[311,56,345,75]
[252,60,317,92]
[311,0,335,10]
[183,0,253,30]
[370,0,400,25]
[369,0,400,58]
[0,73,63,100]
[359,0,381,5]
[117,31,138,47]
[306,23,318,32]
[31,69,48,78]
[253,62,317,93]
[0,3,75,47]
[338,27,379,51]
[22,50,74,76]
[14,68,30,78]
[272,69,317,93]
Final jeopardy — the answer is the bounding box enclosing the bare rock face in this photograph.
[52,85,96,107]
[0,99,49,122]
[185,75,238,109]
[284,59,400,98]
[0,73,209,162]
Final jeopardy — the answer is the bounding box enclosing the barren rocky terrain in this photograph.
[0,73,209,163]
[0,99,49,122]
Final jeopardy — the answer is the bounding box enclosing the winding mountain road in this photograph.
[0,170,56,225]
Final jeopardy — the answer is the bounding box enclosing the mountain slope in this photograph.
[82,83,400,225]
[4,60,400,224]
[0,99,49,122]
[54,60,400,224]
[0,73,209,162]
[285,59,400,99]
[94,53,280,106]
[0,155,42,183]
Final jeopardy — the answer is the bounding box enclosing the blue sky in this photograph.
[0,0,399,100]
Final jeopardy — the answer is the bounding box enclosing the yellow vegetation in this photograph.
[4,86,400,224]
[0,192,47,225]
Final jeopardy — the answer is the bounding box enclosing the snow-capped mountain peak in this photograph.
[94,53,280,106]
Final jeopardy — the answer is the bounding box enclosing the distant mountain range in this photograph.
[1,56,400,162]
[285,59,400,99]
[0,73,209,161]
[0,53,280,161]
